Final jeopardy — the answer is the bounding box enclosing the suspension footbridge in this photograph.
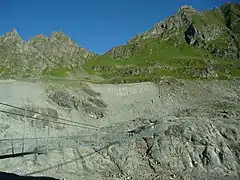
[0,102,155,160]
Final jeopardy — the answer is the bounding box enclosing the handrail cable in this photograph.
[0,109,96,129]
[0,102,98,129]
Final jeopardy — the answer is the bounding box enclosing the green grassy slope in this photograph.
[0,3,239,84]
[83,3,240,84]
[84,41,239,83]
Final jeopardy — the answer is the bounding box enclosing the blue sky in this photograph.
[0,0,237,54]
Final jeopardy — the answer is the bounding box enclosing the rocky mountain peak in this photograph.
[176,5,199,20]
[0,29,95,77]
[1,28,23,44]
[177,5,197,13]
[34,34,47,39]
[9,28,18,35]
[50,31,70,41]
[27,34,48,45]
[128,5,200,43]
[118,3,239,62]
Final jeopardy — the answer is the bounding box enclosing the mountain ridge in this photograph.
[0,28,95,78]
[0,2,239,82]
[83,2,240,83]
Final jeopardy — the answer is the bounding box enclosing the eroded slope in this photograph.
[0,79,239,180]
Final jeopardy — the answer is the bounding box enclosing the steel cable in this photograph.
[0,102,98,129]
[0,109,91,129]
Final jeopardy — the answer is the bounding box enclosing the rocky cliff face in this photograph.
[127,3,240,60]
[0,29,95,78]
[131,5,198,42]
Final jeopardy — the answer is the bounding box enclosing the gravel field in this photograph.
[0,79,239,180]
